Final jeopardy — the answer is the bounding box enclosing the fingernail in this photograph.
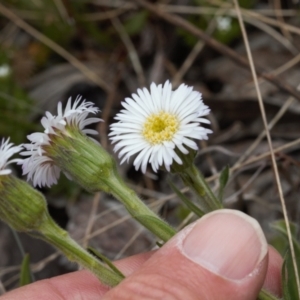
[181,209,267,280]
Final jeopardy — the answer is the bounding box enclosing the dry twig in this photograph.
[233,1,300,293]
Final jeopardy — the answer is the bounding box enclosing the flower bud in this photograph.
[20,96,106,189]
[0,175,48,232]
[45,130,116,193]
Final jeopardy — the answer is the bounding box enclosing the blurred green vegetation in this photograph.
[0,53,37,144]
[124,10,148,36]
[178,0,256,47]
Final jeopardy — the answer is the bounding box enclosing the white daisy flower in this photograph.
[0,138,23,176]
[109,80,212,173]
[20,96,102,188]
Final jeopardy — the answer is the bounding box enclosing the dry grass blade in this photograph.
[99,81,118,149]
[0,280,6,295]
[114,228,145,260]
[111,16,146,86]
[245,52,300,89]
[83,193,101,249]
[82,8,127,21]
[162,3,297,55]
[0,252,60,289]
[168,2,300,38]
[225,163,266,204]
[160,5,297,17]
[177,212,195,231]
[172,40,205,88]
[242,14,297,54]
[242,6,300,37]
[52,0,70,23]
[207,138,300,183]
[130,0,300,102]
[273,0,292,40]
[235,96,295,165]
[233,0,300,295]
[209,0,300,36]
[0,3,111,93]
[87,214,132,240]
[172,17,216,87]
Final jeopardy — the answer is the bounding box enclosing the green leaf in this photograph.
[282,258,290,300]
[124,11,148,36]
[88,247,125,279]
[271,220,300,299]
[258,288,281,300]
[271,220,298,238]
[270,220,299,253]
[218,166,229,202]
[282,248,300,300]
[19,254,32,287]
[168,179,204,217]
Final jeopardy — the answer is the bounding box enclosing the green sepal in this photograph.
[170,149,197,174]
[134,215,176,242]
[88,247,125,278]
[19,254,32,287]
[46,130,116,193]
[218,165,229,202]
[168,178,204,217]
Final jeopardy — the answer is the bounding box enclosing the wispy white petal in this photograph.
[0,138,23,175]
[19,96,102,187]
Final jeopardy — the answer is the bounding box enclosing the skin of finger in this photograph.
[0,246,282,300]
[103,234,269,300]
[0,251,154,300]
[263,246,283,297]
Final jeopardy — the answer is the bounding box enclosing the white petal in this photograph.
[0,169,11,175]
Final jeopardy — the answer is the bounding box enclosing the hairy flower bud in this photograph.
[0,175,48,231]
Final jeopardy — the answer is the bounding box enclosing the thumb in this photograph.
[104,209,269,300]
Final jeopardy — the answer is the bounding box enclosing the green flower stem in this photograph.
[180,164,223,212]
[101,171,176,242]
[48,131,176,242]
[258,289,280,300]
[38,212,124,287]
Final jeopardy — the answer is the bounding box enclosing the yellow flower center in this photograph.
[142,112,179,145]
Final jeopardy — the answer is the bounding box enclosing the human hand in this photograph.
[1,209,282,300]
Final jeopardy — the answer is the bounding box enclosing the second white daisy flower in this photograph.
[20,96,102,188]
[109,80,212,173]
